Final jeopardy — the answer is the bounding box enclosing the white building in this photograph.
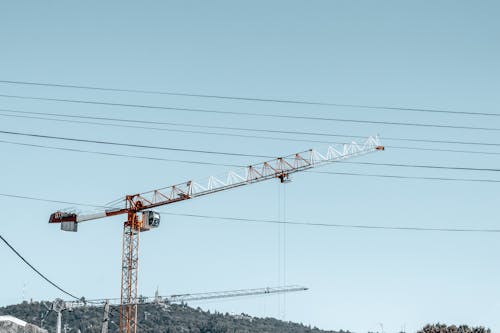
[0,315,47,333]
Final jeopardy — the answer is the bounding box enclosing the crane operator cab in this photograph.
[142,210,160,231]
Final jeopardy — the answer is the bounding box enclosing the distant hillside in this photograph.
[0,301,348,333]
[417,324,491,333]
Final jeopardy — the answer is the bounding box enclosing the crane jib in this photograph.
[49,136,383,226]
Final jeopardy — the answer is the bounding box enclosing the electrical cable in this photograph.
[1,93,500,131]
[309,170,500,183]
[2,137,500,176]
[341,161,500,172]
[2,192,500,233]
[2,108,500,147]
[0,192,113,208]
[2,128,500,163]
[1,79,499,117]
[0,138,241,167]
[0,110,348,146]
[387,145,500,156]
[158,212,500,233]
[0,129,273,159]
[0,234,80,300]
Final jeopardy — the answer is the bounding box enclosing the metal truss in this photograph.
[123,135,383,214]
[66,285,308,307]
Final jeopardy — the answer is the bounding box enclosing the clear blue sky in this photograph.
[1,1,499,332]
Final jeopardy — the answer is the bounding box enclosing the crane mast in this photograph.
[48,135,384,333]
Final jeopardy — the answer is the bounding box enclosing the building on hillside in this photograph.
[0,315,47,333]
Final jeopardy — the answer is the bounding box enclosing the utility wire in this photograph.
[158,212,500,233]
[2,193,500,233]
[1,93,499,131]
[309,171,500,183]
[387,145,500,156]
[0,234,80,299]
[0,129,273,159]
[342,161,500,172]
[0,192,113,208]
[1,137,500,174]
[1,79,499,118]
[0,110,348,146]
[0,139,241,168]
[2,108,500,147]
[2,128,500,159]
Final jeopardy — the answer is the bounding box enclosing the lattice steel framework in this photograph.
[48,135,384,333]
[119,211,140,333]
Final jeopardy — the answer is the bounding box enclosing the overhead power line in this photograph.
[1,192,499,233]
[2,138,500,175]
[0,234,80,299]
[0,129,273,159]
[0,192,113,208]
[2,135,500,175]
[0,138,241,167]
[1,79,499,118]
[309,171,500,183]
[342,161,500,172]
[1,93,499,131]
[2,128,500,158]
[160,212,500,233]
[388,145,500,156]
[2,108,500,147]
[0,110,347,146]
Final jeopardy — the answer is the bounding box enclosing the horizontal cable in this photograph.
[0,110,345,146]
[1,191,498,233]
[0,139,241,167]
[0,129,272,159]
[342,161,500,172]
[387,145,500,156]
[1,94,499,131]
[2,108,500,147]
[309,171,500,183]
[160,212,500,233]
[2,128,500,157]
[1,138,500,174]
[1,79,499,117]
[0,192,114,208]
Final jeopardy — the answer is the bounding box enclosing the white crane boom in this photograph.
[50,135,383,226]
[73,285,308,306]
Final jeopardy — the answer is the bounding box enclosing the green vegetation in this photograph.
[0,301,346,333]
[417,324,491,333]
[2,302,491,333]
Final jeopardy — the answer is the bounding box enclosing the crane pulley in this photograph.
[48,135,384,333]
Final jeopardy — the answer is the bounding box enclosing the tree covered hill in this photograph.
[417,324,491,333]
[1,302,491,333]
[0,301,348,333]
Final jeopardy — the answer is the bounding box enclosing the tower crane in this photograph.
[48,135,384,333]
[79,285,308,307]
[48,285,308,333]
